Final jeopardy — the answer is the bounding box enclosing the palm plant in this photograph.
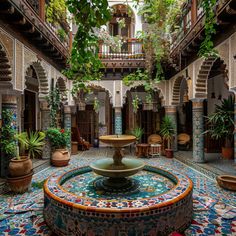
[205,95,234,148]
[131,127,144,143]
[15,131,46,159]
[160,116,175,149]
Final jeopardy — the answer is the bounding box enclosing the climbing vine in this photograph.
[198,0,218,58]
[64,0,111,95]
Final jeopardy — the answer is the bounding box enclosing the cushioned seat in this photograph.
[177,133,190,150]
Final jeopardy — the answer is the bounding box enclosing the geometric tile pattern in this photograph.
[0,149,235,235]
[192,101,205,163]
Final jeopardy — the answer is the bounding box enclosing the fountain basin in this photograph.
[99,135,136,147]
[90,158,144,178]
[44,165,193,235]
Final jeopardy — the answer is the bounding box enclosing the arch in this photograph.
[195,57,228,99]
[0,43,12,82]
[86,82,113,100]
[56,77,68,102]
[123,82,165,106]
[171,76,188,105]
[25,61,49,98]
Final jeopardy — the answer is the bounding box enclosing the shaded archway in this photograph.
[73,85,112,146]
[124,85,164,142]
[0,43,12,82]
[25,61,49,98]
[56,77,67,102]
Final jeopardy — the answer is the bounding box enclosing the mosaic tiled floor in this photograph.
[0,148,236,236]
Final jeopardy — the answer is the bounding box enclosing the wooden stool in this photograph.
[136,143,150,158]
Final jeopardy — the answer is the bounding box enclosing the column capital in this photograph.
[2,95,17,104]
[164,105,177,114]
[191,98,204,109]
[64,105,71,114]
[40,100,49,111]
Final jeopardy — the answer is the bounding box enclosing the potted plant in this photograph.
[7,131,45,193]
[47,128,71,166]
[205,95,234,159]
[160,116,175,158]
[131,127,144,143]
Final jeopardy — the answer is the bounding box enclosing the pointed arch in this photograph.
[0,43,12,81]
[171,76,188,105]
[25,61,49,98]
[195,57,228,99]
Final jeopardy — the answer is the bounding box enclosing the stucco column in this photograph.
[40,101,51,159]
[192,99,205,163]
[165,106,177,151]
[114,107,122,135]
[64,105,71,151]
[1,95,17,177]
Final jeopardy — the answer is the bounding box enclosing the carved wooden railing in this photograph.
[99,39,145,60]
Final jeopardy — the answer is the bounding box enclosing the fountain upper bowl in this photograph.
[99,135,136,147]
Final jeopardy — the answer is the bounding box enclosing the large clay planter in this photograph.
[216,175,236,191]
[8,156,32,177]
[51,149,70,167]
[165,149,174,158]
[7,171,33,193]
[222,147,233,160]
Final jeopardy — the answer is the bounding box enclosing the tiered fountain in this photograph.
[44,135,193,235]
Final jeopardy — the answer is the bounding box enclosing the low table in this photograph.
[136,143,150,158]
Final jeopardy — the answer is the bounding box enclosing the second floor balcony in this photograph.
[99,38,145,69]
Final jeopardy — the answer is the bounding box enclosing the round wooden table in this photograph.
[136,143,150,158]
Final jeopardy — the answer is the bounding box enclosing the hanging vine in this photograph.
[198,0,218,58]
[64,0,111,95]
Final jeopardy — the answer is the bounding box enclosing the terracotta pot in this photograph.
[221,147,233,160]
[51,149,70,167]
[165,149,174,158]
[71,142,78,155]
[7,171,33,193]
[216,175,236,191]
[8,156,32,177]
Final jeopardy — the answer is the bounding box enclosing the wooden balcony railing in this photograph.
[99,39,145,60]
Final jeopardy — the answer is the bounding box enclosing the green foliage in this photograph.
[198,0,218,58]
[32,180,46,189]
[47,128,70,149]
[64,0,111,94]
[131,127,144,142]
[132,95,140,113]
[93,97,100,113]
[204,96,234,147]
[1,110,16,158]
[123,69,149,86]
[160,116,175,149]
[15,131,46,159]
[46,85,61,128]
[46,0,67,25]
[57,28,67,42]
[134,0,184,81]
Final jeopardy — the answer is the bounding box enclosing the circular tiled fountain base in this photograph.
[44,166,193,236]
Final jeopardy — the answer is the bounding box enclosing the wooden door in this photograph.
[24,90,36,131]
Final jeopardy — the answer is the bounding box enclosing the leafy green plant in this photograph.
[93,97,100,114]
[204,95,234,148]
[132,95,140,113]
[46,0,67,26]
[46,85,61,128]
[64,0,111,94]
[15,131,46,159]
[1,110,16,158]
[160,116,175,149]
[198,0,218,58]
[47,128,70,149]
[57,28,67,42]
[131,127,144,143]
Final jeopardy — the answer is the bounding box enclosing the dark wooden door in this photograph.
[77,106,95,144]
[24,90,36,131]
